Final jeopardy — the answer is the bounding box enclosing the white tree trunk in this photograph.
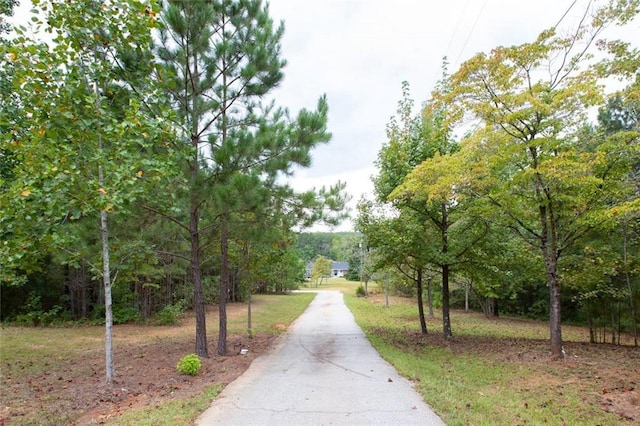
[99,157,114,383]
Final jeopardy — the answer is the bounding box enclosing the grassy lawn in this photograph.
[3,281,636,425]
[300,276,365,293]
[341,281,638,425]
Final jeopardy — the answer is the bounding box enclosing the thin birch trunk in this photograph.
[99,156,114,384]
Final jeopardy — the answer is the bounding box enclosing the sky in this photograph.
[8,0,632,232]
[264,0,628,231]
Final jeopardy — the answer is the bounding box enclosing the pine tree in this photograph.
[156,0,339,356]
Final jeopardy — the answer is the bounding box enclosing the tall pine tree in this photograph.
[155,0,340,356]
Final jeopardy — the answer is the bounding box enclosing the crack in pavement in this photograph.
[197,291,444,425]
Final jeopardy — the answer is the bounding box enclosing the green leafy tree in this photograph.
[590,83,640,345]
[367,77,480,338]
[295,232,337,262]
[356,198,432,334]
[311,255,332,287]
[441,0,639,357]
[2,0,170,382]
[329,233,359,262]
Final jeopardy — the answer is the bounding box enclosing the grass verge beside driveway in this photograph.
[344,292,639,425]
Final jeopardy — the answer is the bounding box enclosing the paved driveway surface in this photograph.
[197,290,444,425]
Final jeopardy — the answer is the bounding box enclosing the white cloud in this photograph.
[289,165,377,232]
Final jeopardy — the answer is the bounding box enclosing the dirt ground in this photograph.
[1,304,281,425]
[2,303,639,424]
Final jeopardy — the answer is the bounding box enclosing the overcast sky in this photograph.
[10,0,631,232]
[265,0,627,232]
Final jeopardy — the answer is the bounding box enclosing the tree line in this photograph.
[2,0,637,384]
[356,1,639,357]
[0,0,348,382]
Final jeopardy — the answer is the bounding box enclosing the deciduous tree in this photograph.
[441,0,639,357]
[3,0,169,382]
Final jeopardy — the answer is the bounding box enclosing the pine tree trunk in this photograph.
[189,132,208,357]
[217,215,229,356]
[190,199,208,357]
[188,39,209,357]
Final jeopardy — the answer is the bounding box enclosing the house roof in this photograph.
[332,261,349,270]
[305,260,349,270]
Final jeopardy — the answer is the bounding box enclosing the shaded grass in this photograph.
[1,326,104,377]
[345,294,637,425]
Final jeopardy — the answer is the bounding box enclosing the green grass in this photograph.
[4,287,631,425]
[300,276,363,294]
[1,293,317,425]
[227,292,316,334]
[344,294,628,426]
[105,384,224,425]
[0,326,103,376]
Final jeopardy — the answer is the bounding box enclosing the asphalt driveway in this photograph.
[197,290,444,425]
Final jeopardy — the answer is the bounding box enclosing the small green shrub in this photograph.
[355,285,366,297]
[156,300,185,325]
[112,305,141,324]
[176,354,201,376]
[14,304,69,326]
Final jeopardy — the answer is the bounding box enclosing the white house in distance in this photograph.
[305,261,350,278]
[331,261,349,278]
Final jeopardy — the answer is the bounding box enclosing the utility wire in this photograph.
[444,0,471,60]
[453,0,488,69]
[553,0,580,29]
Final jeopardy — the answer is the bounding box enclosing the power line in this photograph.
[444,0,471,59]
[553,0,580,29]
[453,0,488,70]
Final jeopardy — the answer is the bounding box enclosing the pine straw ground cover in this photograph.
[0,292,315,425]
